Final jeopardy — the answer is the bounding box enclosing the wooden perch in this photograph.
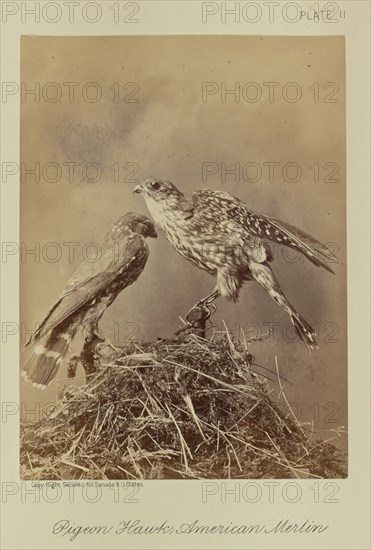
[185,303,212,338]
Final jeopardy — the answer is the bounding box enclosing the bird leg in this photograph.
[83,320,105,344]
[80,333,105,382]
[196,289,220,308]
[67,355,80,379]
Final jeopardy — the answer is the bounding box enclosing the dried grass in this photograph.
[20,334,347,480]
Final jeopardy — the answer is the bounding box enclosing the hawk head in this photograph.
[111,212,157,239]
[133,178,185,203]
[133,179,194,229]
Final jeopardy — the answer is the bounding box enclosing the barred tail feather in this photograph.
[290,312,318,352]
[21,328,73,389]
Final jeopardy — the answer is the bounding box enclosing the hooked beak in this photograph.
[150,226,158,239]
[133,184,143,194]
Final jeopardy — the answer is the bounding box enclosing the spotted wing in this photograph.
[29,234,149,343]
[190,189,271,264]
[192,189,340,273]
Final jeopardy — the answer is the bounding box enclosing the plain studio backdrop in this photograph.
[20,36,347,452]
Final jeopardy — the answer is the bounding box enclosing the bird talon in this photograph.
[209,303,217,315]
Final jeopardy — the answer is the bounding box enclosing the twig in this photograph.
[165,404,193,470]
[265,432,302,479]
[182,393,207,442]
[60,459,90,473]
[275,356,306,437]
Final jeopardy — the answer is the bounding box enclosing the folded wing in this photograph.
[27,235,148,344]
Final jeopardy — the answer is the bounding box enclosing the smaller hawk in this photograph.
[134,179,342,351]
[22,212,157,388]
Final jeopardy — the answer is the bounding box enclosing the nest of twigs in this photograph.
[20,333,347,480]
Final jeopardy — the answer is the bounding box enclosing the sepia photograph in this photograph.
[19,35,347,480]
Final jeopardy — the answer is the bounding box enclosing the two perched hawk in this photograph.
[23,179,340,388]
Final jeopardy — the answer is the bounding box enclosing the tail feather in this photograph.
[290,312,318,352]
[249,261,318,352]
[21,328,73,389]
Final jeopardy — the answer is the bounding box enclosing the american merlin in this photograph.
[134,179,340,351]
[22,212,157,388]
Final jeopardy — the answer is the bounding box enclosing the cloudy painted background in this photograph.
[20,36,347,449]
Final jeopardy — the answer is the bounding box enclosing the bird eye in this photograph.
[149,180,161,191]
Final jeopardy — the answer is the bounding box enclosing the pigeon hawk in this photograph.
[134,179,341,351]
[22,212,157,388]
